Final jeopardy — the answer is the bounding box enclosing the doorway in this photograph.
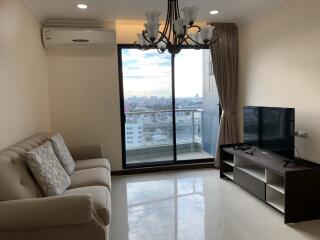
[118,45,219,168]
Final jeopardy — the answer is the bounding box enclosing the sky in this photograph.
[122,48,207,98]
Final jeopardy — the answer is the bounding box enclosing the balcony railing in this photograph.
[124,109,203,150]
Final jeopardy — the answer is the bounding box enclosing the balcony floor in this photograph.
[127,150,214,165]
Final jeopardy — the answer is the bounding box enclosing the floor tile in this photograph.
[111,169,320,240]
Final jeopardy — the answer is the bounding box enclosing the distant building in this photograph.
[125,123,143,149]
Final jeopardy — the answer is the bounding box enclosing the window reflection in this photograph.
[126,177,205,239]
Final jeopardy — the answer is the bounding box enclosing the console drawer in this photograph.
[234,167,266,201]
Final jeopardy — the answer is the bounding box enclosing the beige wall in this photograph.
[47,48,122,170]
[116,21,145,43]
[239,0,320,163]
[0,0,50,150]
[47,23,144,171]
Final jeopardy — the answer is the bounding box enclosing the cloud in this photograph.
[120,48,209,98]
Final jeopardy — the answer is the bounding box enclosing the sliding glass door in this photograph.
[175,49,219,161]
[118,45,219,168]
[120,48,174,166]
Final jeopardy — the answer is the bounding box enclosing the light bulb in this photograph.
[77,4,88,9]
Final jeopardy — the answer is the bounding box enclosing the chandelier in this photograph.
[135,0,219,54]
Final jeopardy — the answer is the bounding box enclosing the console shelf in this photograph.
[223,159,235,167]
[267,182,285,194]
[267,198,284,213]
[237,166,265,182]
[223,172,234,181]
[220,144,320,223]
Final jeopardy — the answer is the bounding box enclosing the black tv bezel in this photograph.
[243,106,295,159]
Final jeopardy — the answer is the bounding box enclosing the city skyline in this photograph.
[124,95,203,113]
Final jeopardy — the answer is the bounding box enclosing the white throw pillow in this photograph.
[50,133,75,176]
[27,141,71,197]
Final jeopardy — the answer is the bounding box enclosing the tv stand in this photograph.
[283,160,293,168]
[220,144,320,223]
[283,158,304,168]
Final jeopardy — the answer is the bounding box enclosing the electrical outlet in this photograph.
[295,130,308,138]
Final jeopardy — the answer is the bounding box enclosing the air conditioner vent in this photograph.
[72,39,90,43]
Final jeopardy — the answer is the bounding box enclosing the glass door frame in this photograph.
[118,44,216,169]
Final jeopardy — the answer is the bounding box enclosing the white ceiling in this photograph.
[22,0,286,25]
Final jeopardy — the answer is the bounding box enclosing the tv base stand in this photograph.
[220,144,320,223]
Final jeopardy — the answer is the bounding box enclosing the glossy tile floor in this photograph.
[111,169,320,240]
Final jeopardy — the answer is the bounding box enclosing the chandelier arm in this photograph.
[176,0,180,19]
[156,37,169,53]
[182,38,190,46]
[188,25,202,33]
[158,31,170,44]
[184,33,203,45]
[142,30,154,44]
[156,0,173,45]
[174,0,180,46]
[167,0,173,43]
[170,0,175,45]
[177,34,187,45]
[159,0,171,43]
[149,31,170,51]
[142,30,168,46]
[158,31,167,45]
[142,30,170,47]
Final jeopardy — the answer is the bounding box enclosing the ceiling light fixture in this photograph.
[77,4,88,9]
[135,0,219,54]
[210,10,219,15]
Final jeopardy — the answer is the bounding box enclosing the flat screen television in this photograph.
[243,106,295,159]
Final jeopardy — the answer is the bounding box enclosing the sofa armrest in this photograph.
[68,144,105,160]
[0,195,102,231]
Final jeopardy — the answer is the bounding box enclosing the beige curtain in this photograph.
[210,23,239,168]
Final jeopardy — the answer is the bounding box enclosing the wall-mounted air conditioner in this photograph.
[42,28,116,48]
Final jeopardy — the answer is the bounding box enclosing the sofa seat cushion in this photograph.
[75,158,110,171]
[63,186,111,225]
[69,168,111,190]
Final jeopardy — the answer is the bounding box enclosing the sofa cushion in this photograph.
[75,158,110,171]
[27,142,71,197]
[69,168,111,191]
[50,133,75,176]
[63,186,111,225]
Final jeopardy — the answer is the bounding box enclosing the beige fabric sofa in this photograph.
[0,133,111,240]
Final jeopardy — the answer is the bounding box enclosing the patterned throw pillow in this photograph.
[50,133,75,176]
[27,142,71,197]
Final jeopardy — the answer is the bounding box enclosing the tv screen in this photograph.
[244,106,295,159]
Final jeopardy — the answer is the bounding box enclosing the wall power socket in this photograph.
[295,130,308,138]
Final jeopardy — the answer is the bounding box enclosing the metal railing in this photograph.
[124,109,203,150]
